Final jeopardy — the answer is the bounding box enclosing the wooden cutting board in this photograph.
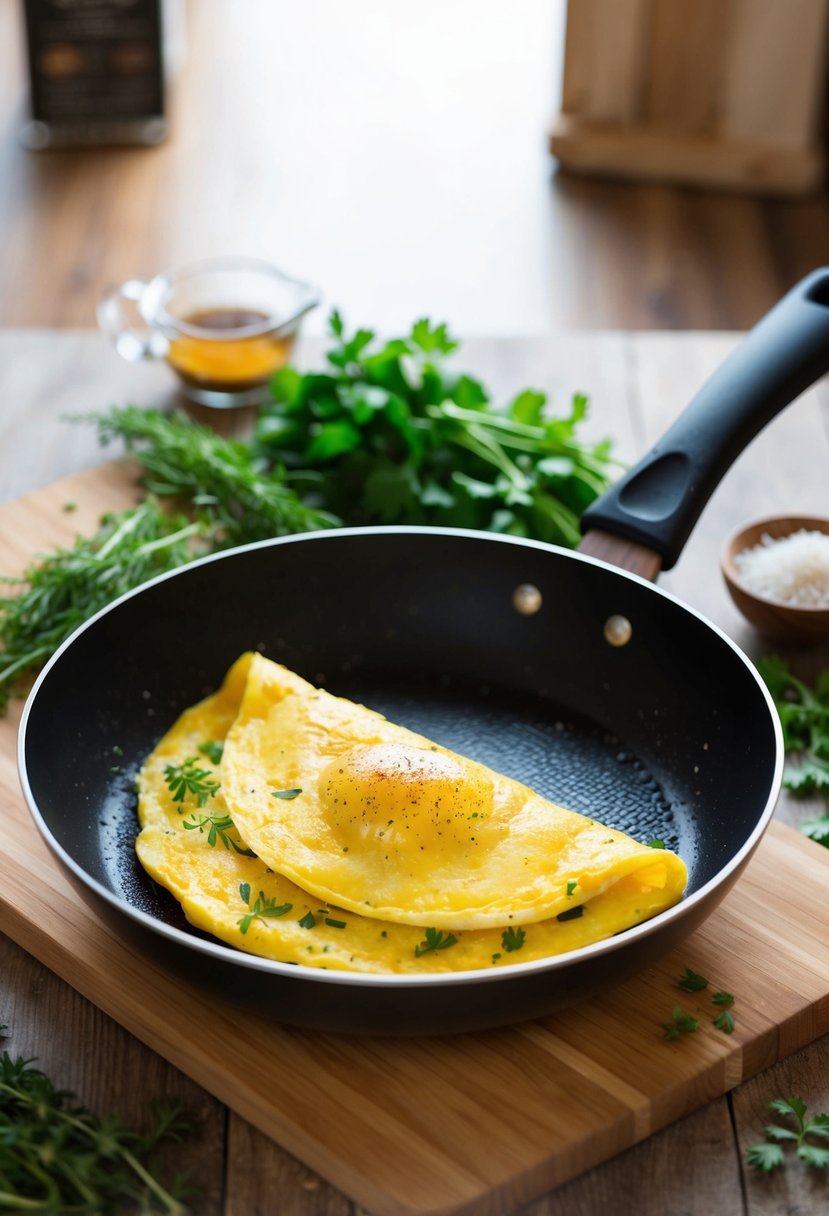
[2,464,829,1216]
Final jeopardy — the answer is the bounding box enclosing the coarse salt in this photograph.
[734,528,829,607]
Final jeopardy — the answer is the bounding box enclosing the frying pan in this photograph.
[17,270,829,1035]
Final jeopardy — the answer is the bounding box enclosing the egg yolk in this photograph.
[318,742,494,855]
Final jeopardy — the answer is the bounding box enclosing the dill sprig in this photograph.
[91,405,338,545]
[0,499,206,710]
[0,1049,194,1212]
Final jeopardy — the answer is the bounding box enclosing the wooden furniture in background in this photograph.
[551,0,829,196]
[3,0,829,334]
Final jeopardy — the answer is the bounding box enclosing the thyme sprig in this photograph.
[92,405,336,546]
[0,1048,193,1212]
[0,499,205,710]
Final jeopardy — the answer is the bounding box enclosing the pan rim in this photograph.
[17,524,785,990]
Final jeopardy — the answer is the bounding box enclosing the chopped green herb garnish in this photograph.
[678,967,709,992]
[713,1009,735,1034]
[238,889,293,934]
[712,990,734,1006]
[566,880,577,896]
[164,756,220,807]
[298,911,316,929]
[501,926,526,952]
[661,1006,700,1040]
[183,811,256,855]
[325,917,347,929]
[197,739,224,765]
[414,928,459,957]
[648,838,666,849]
[272,787,303,800]
[556,904,584,922]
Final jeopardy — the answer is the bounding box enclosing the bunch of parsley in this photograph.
[253,312,620,547]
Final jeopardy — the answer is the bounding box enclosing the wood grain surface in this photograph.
[1,330,829,1216]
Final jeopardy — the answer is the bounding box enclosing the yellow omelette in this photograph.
[134,653,687,974]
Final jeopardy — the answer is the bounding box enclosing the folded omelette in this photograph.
[135,652,687,974]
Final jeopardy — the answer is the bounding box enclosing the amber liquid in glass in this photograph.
[166,308,295,391]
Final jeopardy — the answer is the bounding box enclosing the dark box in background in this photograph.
[22,0,167,148]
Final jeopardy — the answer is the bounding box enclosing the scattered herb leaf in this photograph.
[501,926,526,952]
[678,968,709,992]
[556,905,584,922]
[238,889,293,934]
[414,928,459,957]
[272,787,303,800]
[713,1009,736,1034]
[164,756,220,807]
[182,811,256,856]
[661,1006,700,1040]
[712,990,734,1007]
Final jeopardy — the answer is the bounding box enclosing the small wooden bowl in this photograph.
[721,515,829,642]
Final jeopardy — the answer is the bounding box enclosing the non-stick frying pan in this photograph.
[17,271,829,1035]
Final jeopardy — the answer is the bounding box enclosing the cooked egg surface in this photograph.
[135,652,686,973]
[220,654,687,930]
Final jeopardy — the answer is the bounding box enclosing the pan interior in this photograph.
[22,529,777,961]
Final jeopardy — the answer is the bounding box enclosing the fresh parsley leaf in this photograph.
[800,815,829,846]
[713,1009,735,1034]
[501,926,526,952]
[712,990,734,1006]
[414,928,459,957]
[298,911,316,929]
[661,1006,700,1040]
[746,1142,786,1172]
[678,967,709,992]
[566,880,577,896]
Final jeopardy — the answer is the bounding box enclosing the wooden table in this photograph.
[1,329,828,1216]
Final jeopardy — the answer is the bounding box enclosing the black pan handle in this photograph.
[580,268,829,569]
